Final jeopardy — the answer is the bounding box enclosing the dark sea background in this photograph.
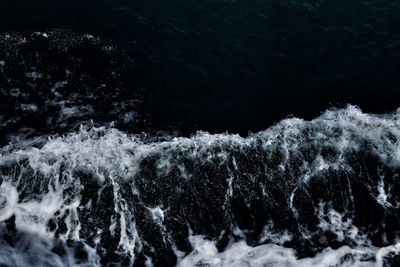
[1,1,400,267]
[1,0,400,136]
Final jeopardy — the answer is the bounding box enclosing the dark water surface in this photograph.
[1,1,400,267]
[1,0,400,136]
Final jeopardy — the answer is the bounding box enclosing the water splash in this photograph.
[1,105,400,266]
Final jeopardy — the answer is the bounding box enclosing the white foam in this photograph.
[178,234,399,267]
[1,105,400,266]
[0,181,18,221]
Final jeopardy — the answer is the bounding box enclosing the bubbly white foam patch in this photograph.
[178,234,400,267]
[0,182,18,222]
[1,105,400,266]
[0,181,100,267]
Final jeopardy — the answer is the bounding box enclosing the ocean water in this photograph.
[1,1,400,266]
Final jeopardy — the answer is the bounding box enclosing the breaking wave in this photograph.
[1,105,400,266]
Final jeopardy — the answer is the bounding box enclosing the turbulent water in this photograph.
[1,1,400,265]
[2,90,400,266]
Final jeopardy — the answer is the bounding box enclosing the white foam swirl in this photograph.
[1,105,400,266]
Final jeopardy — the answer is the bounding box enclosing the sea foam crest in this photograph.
[1,105,400,266]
